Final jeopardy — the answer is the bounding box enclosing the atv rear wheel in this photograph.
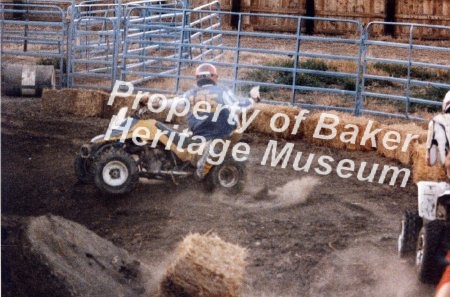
[416,220,445,284]
[94,149,139,196]
[74,155,94,184]
[205,159,245,194]
[398,210,422,258]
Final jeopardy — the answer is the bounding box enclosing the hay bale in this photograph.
[303,111,380,151]
[160,233,247,297]
[103,94,184,124]
[42,88,104,117]
[244,103,302,139]
[303,112,337,147]
[42,88,76,115]
[377,123,428,166]
[340,113,380,151]
[376,124,396,160]
[102,94,136,119]
[412,142,447,183]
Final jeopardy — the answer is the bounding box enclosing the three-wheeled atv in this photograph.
[398,181,450,284]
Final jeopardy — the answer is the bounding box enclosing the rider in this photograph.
[426,91,450,297]
[426,91,450,177]
[150,63,259,180]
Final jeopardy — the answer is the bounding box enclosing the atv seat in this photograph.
[155,122,202,148]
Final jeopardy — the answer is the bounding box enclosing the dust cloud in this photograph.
[308,245,433,297]
[215,176,321,209]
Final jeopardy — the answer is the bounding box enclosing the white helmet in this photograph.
[195,63,218,79]
[443,90,450,113]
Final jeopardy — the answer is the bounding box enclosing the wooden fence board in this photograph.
[216,0,449,38]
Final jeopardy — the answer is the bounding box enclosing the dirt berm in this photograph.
[1,214,155,297]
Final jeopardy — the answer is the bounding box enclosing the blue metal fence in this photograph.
[0,2,69,87]
[67,0,123,90]
[121,1,223,94]
[1,2,449,120]
[360,21,450,119]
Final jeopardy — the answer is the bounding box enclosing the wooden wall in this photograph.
[393,0,450,38]
[215,0,450,38]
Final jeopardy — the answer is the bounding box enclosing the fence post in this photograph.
[232,13,243,94]
[176,9,189,94]
[67,1,76,88]
[121,6,130,82]
[1,4,4,56]
[291,17,302,104]
[354,25,368,116]
[404,24,414,119]
[60,8,67,88]
[111,0,122,90]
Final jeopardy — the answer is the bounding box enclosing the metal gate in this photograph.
[0,2,68,87]
[2,1,450,120]
[120,0,223,94]
[121,3,187,93]
[360,21,450,119]
[67,1,122,90]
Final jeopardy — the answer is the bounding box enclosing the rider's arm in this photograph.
[426,119,434,165]
[222,89,255,113]
[165,97,188,113]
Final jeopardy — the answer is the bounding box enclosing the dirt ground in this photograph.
[1,96,436,296]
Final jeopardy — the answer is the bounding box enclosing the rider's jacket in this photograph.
[182,83,253,140]
[426,113,450,166]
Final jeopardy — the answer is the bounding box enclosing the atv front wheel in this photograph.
[205,159,245,194]
[416,220,445,284]
[74,155,94,184]
[94,149,139,196]
[398,210,422,258]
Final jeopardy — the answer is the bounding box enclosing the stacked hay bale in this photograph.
[303,111,343,148]
[244,103,302,139]
[411,142,448,183]
[303,111,381,151]
[377,123,428,166]
[42,88,104,117]
[42,88,183,123]
[340,113,381,151]
[102,94,135,119]
[160,233,247,297]
[103,93,183,124]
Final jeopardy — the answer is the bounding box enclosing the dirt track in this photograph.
[1,96,435,296]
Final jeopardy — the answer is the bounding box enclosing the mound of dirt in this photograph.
[1,214,154,297]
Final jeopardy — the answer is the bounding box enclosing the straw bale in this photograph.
[376,124,396,160]
[303,111,380,151]
[377,123,428,166]
[340,113,380,151]
[303,112,332,147]
[103,93,184,124]
[160,233,247,297]
[102,94,136,119]
[243,103,302,139]
[412,142,448,183]
[42,88,76,115]
[42,88,104,117]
